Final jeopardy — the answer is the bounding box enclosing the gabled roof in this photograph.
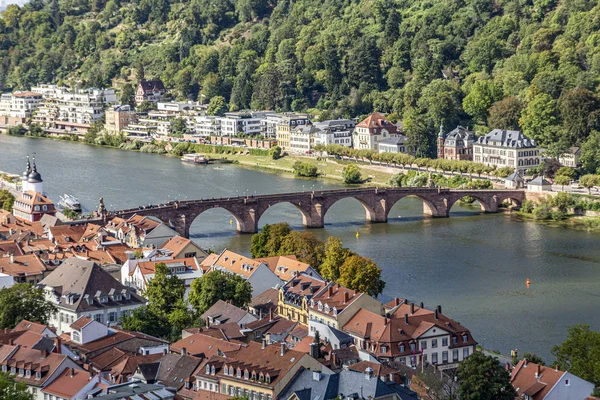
[209,249,265,278]
[200,300,256,326]
[13,320,51,335]
[138,80,165,92]
[356,113,398,134]
[255,255,313,281]
[42,368,94,398]
[511,360,565,400]
[38,258,145,312]
[170,332,244,357]
[528,176,552,186]
[477,129,537,148]
[309,282,363,316]
[0,253,47,277]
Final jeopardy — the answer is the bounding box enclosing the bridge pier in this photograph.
[423,199,449,217]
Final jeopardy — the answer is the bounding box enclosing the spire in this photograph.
[98,197,106,215]
[438,122,445,138]
[22,155,31,181]
[27,157,43,183]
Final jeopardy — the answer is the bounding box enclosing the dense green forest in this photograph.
[2,0,600,169]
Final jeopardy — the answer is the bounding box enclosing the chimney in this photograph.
[384,317,388,326]
[535,364,541,379]
[70,367,75,377]
[262,339,266,349]
[434,309,438,320]
[404,313,408,325]
[53,337,61,354]
[268,308,273,322]
[505,363,511,371]
[9,253,14,263]
[343,291,349,303]
[555,364,559,372]
[328,285,334,297]
[524,358,529,367]
[280,342,286,356]
[420,302,424,309]
[410,303,415,315]
[309,342,319,359]
[41,350,49,359]
[395,298,401,306]
[181,347,187,356]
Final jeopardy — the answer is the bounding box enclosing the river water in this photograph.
[2,134,600,361]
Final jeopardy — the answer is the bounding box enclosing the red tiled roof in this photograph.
[170,332,244,357]
[511,360,565,400]
[42,368,92,398]
[70,316,93,331]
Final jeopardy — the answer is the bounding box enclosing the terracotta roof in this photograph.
[70,316,93,331]
[0,344,69,386]
[348,360,397,378]
[136,257,200,276]
[250,288,279,316]
[356,113,398,134]
[15,191,54,207]
[42,368,92,398]
[13,92,42,98]
[170,332,244,357]
[1,219,44,239]
[109,352,164,383]
[209,249,263,278]
[138,80,165,92]
[266,318,297,336]
[177,387,232,400]
[13,320,50,335]
[0,254,47,277]
[49,224,87,244]
[89,347,128,371]
[309,282,363,316]
[255,255,313,281]
[12,331,45,349]
[282,273,326,298]
[0,240,24,257]
[511,360,564,400]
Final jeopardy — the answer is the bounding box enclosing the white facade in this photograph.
[219,112,267,137]
[289,126,317,154]
[70,319,109,345]
[0,92,43,119]
[473,129,541,171]
[544,371,595,400]
[0,272,14,288]
[157,102,200,113]
[191,115,221,137]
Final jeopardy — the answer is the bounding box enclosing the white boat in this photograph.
[58,194,82,213]
[182,153,208,164]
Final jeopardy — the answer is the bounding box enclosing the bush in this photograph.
[407,174,428,187]
[533,203,552,220]
[293,161,318,177]
[270,146,282,160]
[388,173,405,187]
[521,200,535,213]
[342,164,362,184]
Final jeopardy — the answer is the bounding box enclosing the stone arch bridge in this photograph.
[110,187,524,237]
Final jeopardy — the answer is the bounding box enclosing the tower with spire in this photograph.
[437,122,446,159]
[21,156,44,194]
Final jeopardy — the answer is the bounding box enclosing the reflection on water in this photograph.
[3,135,600,360]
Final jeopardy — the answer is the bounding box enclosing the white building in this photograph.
[377,135,412,154]
[219,112,269,137]
[0,92,43,123]
[558,147,581,168]
[191,115,221,137]
[352,113,398,150]
[0,272,13,288]
[261,113,283,138]
[289,125,319,154]
[38,258,146,335]
[157,101,201,114]
[527,176,552,192]
[313,119,355,148]
[473,129,541,172]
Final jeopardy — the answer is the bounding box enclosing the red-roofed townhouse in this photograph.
[352,112,398,150]
[41,368,111,400]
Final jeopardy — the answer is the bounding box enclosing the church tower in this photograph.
[21,156,44,194]
[437,123,446,159]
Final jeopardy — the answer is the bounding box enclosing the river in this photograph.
[2,134,600,361]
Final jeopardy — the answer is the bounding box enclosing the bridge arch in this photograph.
[321,195,382,225]
[495,193,524,208]
[254,200,313,229]
[385,194,440,218]
[446,193,495,214]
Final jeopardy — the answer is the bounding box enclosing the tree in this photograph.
[170,118,188,138]
[313,329,322,358]
[520,93,560,144]
[144,263,186,316]
[558,88,600,144]
[135,62,145,82]
[462,80,503,124]
[338,255,385,297]
[552,324,600,395]
[188,270,252,314]
[457,351,518,400]
[555,174,571,191]
[121,306,171,339]
[0,190,15,212]
[580,174,598,194]
[488,96,522,130]
[0,284,57,329]
[292,161,318,177]
[581,131,600,173]
[320,237,351,281]
[342,164,362,184]
[207,96,227,116]
[0,372,33,400]
[136,101,154,113]
[269,146,282,160]
[250,223,292,258]
[120,83,135,107]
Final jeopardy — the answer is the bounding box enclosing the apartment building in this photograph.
[473,129,541,171]
[313,119,355,147]
[105,105,137,134]
[219,112,269,137]
[275,113,311,151]
[352,113,398,150]
[0,92,43,125]
[289,124,319,154]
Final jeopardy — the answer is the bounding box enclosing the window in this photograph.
[399,344,405,352]
[94,314,104,323]
[462,334,468,343]
[410,343,416,351]
[565,379,570,386]
[108,312,117,322]
[421,341,427,350]
[442,351,448,363]
[453,349,459,361]
[432,339,438,348]
[184,252,196,258]
[432,352,438,364]
[442,337,448,347]
[463,348,469,358]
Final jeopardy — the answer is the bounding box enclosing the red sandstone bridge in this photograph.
[107,187,525,238]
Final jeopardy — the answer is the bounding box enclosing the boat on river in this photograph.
[182,153,208,164]
[58,194,82,213]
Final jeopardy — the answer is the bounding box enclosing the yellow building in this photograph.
[275,113,310,152]
[278,273,326,326]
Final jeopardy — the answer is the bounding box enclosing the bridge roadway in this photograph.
[109,187,525,237]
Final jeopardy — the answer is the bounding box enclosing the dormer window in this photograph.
[206,364,210,374]
[25,369,30,378]
[244,369,249,380]
[35,371,41,380]
[236,368,241,378]
[462,334,468,343]
[265,374,271,384]
[100,296,108,303]
[211,365,215,375]
[229,367,234,376]
[324,305,330,313]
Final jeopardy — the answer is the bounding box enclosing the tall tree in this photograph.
[552,324,600,395]
[120,83,135,107]
[558,88,600,144]
[320,237,351,281]
[143,262,186,316]
[0,284,57,329]
[457,351,518,400]
[487,96,522,130]
[0,372,33,400]
[338,255,385,297]
[462,80,503,124]
[188,270,252,314]
[520,93,560,144]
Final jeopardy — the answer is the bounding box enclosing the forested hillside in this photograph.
[2,0,600,167]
